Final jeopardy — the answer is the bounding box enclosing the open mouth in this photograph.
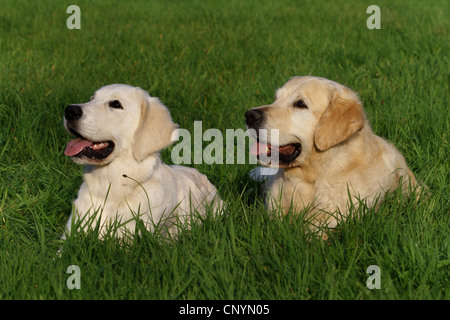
[64,128,114,160]
[250,140,302,166]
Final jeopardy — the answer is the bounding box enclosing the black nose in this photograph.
[65,105,83,121]
[245,109,263,127]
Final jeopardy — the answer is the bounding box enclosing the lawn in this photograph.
[0,0,448,300]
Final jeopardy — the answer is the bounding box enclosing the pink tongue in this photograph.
[250,141,269,156]
[64,138,93,156]
[278,144,297,155]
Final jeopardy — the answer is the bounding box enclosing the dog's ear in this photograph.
[314,88,365,151]
[132,95,178,162]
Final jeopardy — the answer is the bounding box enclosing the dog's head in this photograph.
[245,76,366,168]
[64,84,178,165]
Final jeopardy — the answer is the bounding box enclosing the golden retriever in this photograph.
[63,84,222,238]
[246,76,421,235]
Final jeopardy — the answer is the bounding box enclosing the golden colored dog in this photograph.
[246,76,421,235]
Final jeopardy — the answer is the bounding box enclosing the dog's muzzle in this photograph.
[63,104,115,161]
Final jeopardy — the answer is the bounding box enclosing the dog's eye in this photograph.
[293,99,308,109]
[109,100,123,109]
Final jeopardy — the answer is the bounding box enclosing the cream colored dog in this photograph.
[63,84,222,238]
[246,76,421,234]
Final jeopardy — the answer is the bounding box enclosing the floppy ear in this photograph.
[132,95,178,162]
[314,88,365,151]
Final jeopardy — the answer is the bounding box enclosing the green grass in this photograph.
[0,0,448,300]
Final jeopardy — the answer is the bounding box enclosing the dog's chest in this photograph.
[267,173,316,212]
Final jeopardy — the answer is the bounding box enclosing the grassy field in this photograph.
[0,0,448,300]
